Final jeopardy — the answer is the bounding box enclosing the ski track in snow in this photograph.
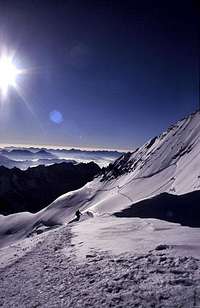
[1,224,200,308]
[92,162,178,207]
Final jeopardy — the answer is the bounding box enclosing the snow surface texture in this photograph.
[72,216,200,259]
[1,217,200,308]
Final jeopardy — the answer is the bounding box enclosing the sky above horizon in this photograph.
[0,1,198,150]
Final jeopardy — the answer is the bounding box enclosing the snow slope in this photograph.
[41,110,200,216]
[1,111,200,247]
[72,216,200,259]
[1,217,200,308]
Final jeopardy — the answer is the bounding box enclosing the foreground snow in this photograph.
[0,216,200,307]
[72,216,200,259]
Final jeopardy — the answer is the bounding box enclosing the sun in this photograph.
[0,49,35,115]
[0,55,20,97]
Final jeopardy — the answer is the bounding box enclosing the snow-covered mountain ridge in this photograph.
[1,111,200,247]
[102,110,200,183]
[76,110,200,214]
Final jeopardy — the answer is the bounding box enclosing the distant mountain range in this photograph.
[0,147,124,169]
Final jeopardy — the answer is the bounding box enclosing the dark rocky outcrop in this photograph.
[101,152,132,181]
[0,162,100,215]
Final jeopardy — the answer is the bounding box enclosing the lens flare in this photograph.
[49,110,63,124]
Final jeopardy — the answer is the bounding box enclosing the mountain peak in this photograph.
[101,111,200,183]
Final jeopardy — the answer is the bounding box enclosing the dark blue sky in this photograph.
[0,1,198,150]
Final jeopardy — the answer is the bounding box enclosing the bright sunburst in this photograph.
[0,54,20,97]
[0,49,37,117]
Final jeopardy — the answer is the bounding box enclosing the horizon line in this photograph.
[0,142,131,153]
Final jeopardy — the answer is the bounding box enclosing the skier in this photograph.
[75,209,82,221]
[68,209,82,224]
